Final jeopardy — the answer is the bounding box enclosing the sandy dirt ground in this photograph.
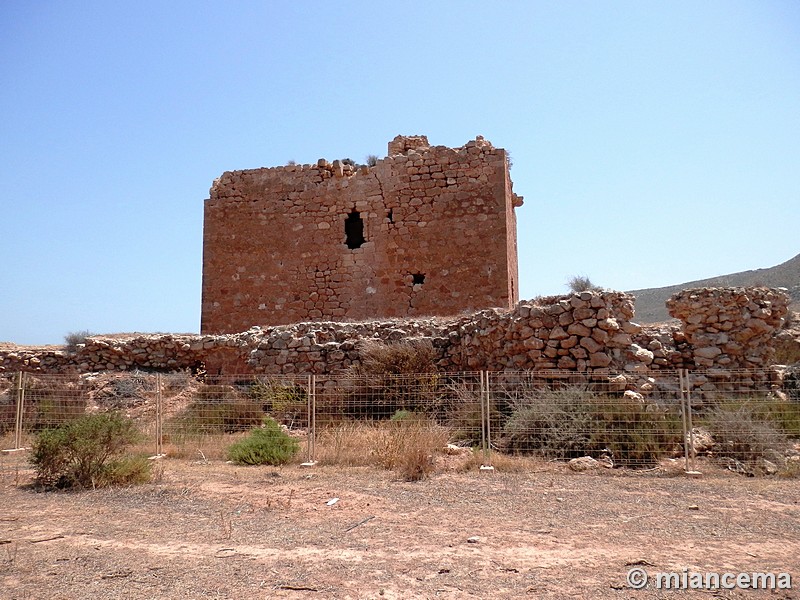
[1,456,799,599]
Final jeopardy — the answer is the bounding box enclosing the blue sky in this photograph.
[1,1,798,344]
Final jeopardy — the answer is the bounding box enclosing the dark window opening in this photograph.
[412,273,425,285]
[345,211,365,249]
[387,208,394,223]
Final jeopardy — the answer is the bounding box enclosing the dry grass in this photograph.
[315,420,450,480]
[160,431,252,461]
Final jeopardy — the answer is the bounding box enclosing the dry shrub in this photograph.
[502,386,682,467]
[567,275,599,293]
[316,419,450,480]
[0,375,87,433]
[92,371,157,409]
[63,330,93,353]
[249,379,307,426]
[702,403,790,471]
[779,459,800,479]
[162,433,246,461]
[341,339,443,418]
[165,384,264,436]
[453,448,545,473]
[444,382,500,447]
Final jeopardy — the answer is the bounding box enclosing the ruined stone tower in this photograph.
[201,135,523,334]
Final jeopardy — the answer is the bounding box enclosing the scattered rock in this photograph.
[568,456,599,472]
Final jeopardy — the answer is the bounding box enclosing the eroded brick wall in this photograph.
[201,135,522,334]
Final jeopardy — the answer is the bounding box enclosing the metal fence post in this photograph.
[155,373,163,456]
[13,371,26,450]
[686,370,696,474]
[679,368,700,476]
[480,371,494,471]
[301,373,316,467]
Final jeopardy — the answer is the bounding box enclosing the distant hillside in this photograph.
[628,253,800,324]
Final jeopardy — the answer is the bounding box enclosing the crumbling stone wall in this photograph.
[201,135,522,334]
[666,287,789,370]
[0,291,652,380]
[2,289,793,398]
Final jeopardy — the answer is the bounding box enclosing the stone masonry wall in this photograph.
[0,292,651,383]
[2,289,793,397]
[666,287,789,370]
[201,135,522,334]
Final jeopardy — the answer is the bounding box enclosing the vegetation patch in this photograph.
[342,339,443,418]
[226,417,300,466]
[165,384,264,436]
[31,412,150,489]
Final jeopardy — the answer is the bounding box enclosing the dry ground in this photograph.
[1,454,799,600]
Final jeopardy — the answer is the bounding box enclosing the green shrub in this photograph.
[503,388,593,459]
[31,413,149,489]
[226,417,300,465]
[1,375,88,432]
[390,409,418,422]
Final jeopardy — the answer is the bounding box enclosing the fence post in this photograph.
[155,373,163,456]
[686,370,696,473]
[13,371,26,450]
[679,368,700,476]
[679,369,689,470]
[301,374,316,467]
[479,371,494,471]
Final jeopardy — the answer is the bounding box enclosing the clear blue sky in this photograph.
[1,1,798,345]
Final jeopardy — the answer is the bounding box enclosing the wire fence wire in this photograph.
[1,368,799,474]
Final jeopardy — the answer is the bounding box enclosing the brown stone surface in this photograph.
[201,135,521,334]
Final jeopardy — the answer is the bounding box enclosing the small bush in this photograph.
[503,388,593,459]
[64,330,93,353]
[1,375,87,432]
[567,275,599,293]
[365,154,378,167]
[31,413,148,489]
[398,445,435,481]
[502,386,682,467]
[590,395,682,467]
[226,417,300,466]
[390,409,419,423]
[343,339,442,418]
[94,371,156,409]
[250,380,307,425]
[166,384,264,435]
[443,382,505,446]
[702,404,789,470]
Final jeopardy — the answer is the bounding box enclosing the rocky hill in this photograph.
[628,253,800,324]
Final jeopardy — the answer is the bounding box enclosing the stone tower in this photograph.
[201,135,523,334]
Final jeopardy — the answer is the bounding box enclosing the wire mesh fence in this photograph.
[1,368,798,475]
